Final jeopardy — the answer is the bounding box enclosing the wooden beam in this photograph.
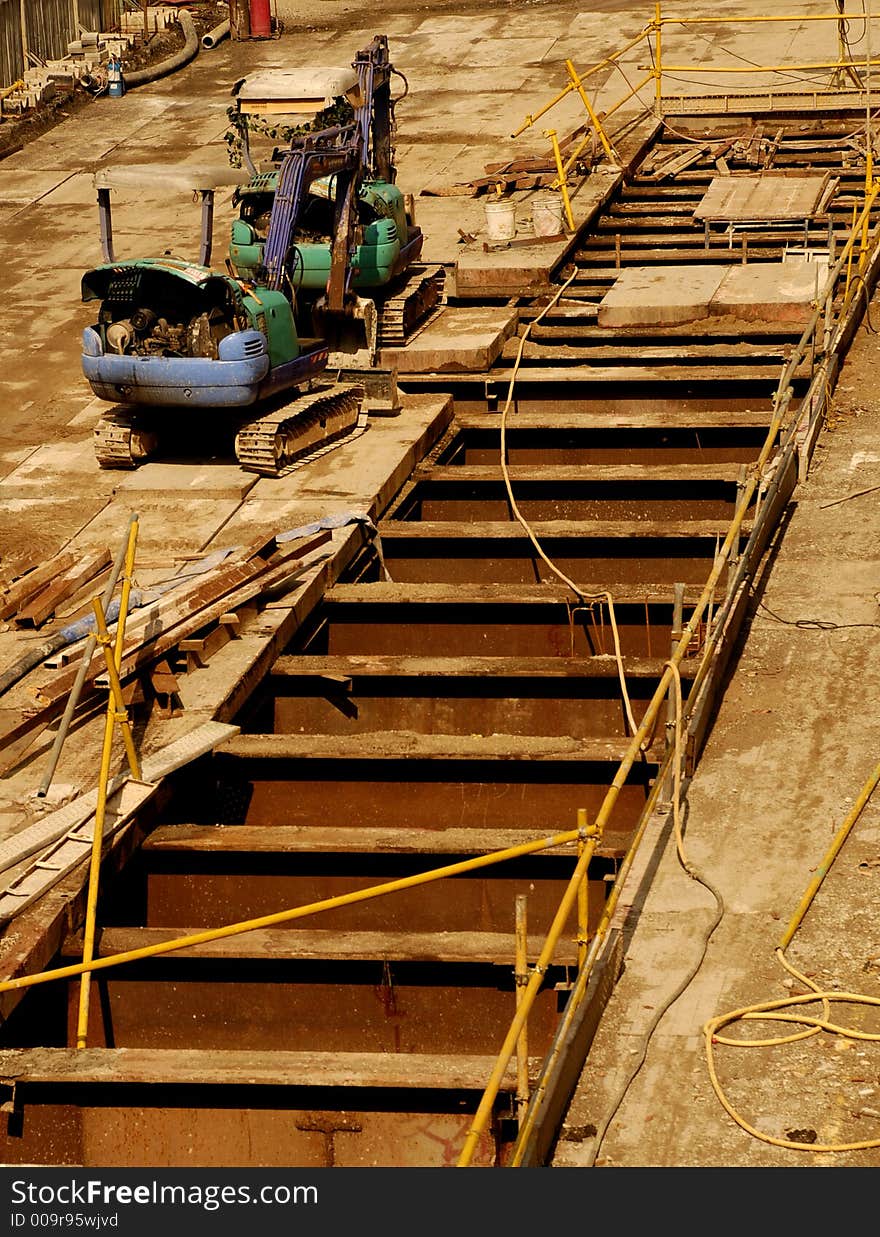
[271,654,697,680]
[0,1047,524,1092]
[0,551,77,621]
[14,548,111,628]
[414,464,744,484]
[377,518,751,541]
[325,582,719,607]
[218,731,663,763]
[141,823,629,860]
[64,926,580,966]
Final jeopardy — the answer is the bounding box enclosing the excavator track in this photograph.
[377,264,446,348]
[234,381,366,477]
[94,411,160,470]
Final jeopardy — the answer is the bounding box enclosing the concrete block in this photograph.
[711,261,820,326]
[115,464,260,500]
[598,265,727,327]
[381,306,519,373]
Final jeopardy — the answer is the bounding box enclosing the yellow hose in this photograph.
[704,757,880,1153]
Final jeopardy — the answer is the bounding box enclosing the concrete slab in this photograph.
[454,168,622,298]
[597,261,820,328]
[0,171,79,206]
[0,497,113,566]
[712,261,821,325]
[74,497,246,558]
[114,463,260,501]
[396,86,539,140]
[0,439,107,495]
[598,265,728,327]
[217,394,453,540]
[380,306,519,373]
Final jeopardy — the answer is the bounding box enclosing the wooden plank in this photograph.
[452,410,774,430]
[36,534,331,706]
[400,364,791,384]
[140,822,627,858]
[63,926,580,966]
[645,144,711,182]
[502,340,792,363]
[271,654,697,680]
[377,519,750,540]
[217,731,663,763]
[325,582,717,606]
[521,318,803,339]
[0,1047,524,1092]
[693,171,830,221]
[14,548,111,628]
[415,464,743,483]
[0,552,77,621]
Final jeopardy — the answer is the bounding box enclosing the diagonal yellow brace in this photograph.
[564,58,618,166]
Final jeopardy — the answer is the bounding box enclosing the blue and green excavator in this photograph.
[81,35,443,475]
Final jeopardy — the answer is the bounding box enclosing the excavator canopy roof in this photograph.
[230,68,361,117]
[93,164,250,194]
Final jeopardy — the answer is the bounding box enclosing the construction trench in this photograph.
[1,5,880,1170]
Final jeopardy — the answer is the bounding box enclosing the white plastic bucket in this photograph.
[484,198,517,242]
[532,191,564,236]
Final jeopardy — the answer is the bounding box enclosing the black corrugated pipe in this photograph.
[202,20,231,49]
[123,9,199,89]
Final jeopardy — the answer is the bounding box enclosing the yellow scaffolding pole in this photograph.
[778,759,880,953]
[511,26,652,139]
[514,894,529,1120]
[576,808,590,971]
[544,129,575,230]
[656,57,880,73]
[510,745,673,1165]
[75,519,140,1049]
[654,3,662,114]
[0,827,587,997]
[660,12,880,24]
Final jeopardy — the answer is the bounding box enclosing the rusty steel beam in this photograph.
[0,551,77,621]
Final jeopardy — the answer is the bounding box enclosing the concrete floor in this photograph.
[0,0,879,1176]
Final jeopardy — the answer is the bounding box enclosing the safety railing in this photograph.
[514,6,880,194]
[651,6,880,114]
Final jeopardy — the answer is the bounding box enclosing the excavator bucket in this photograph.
[318,294,378,370]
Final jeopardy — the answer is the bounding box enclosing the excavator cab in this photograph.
[226,36,442,374]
